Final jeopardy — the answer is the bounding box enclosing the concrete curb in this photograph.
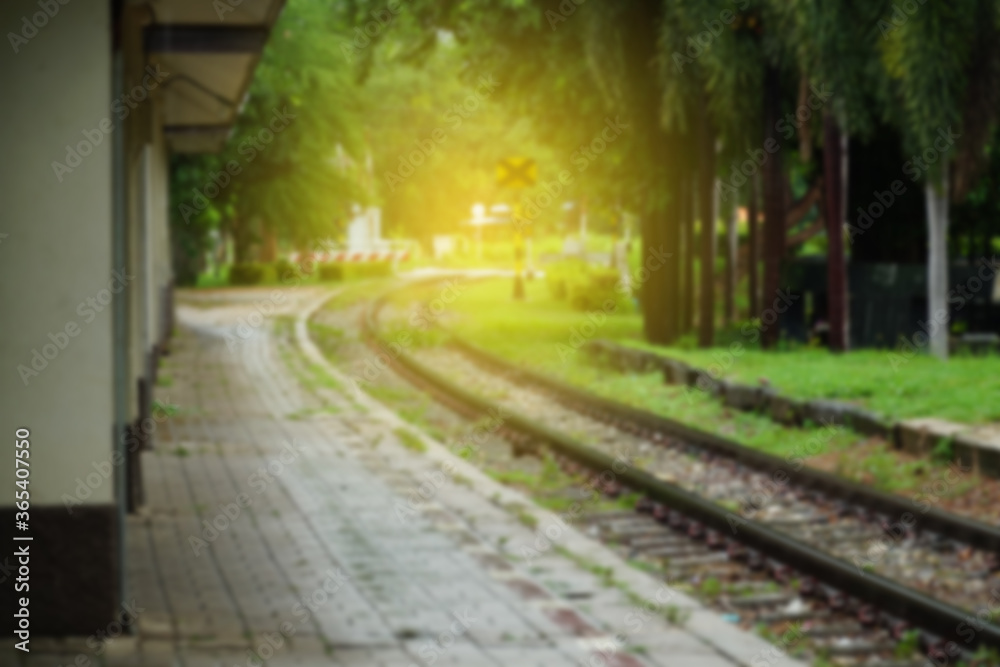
[584,339,1000,476]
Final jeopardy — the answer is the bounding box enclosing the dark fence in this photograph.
[779,258,1000,348]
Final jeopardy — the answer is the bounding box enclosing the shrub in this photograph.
[273,258,301,283]
[318,263,344,282]
[545,259,587,301]
[317,261,393,282]
[568,266,622,312]
[229,263,265,286]
[344,261,393,280]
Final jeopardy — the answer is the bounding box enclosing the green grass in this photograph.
[431,278,856,461]
[193,261,397,289]
[421,277,999,497]
[394,427,427,453]
[308,321,346,360]
[442,277,1000,425]
[406,232,629,270]
[627,339,1000,424]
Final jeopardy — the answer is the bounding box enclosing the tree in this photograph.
[696,104,717,346]
[168,0,365,276]
[169,154,226,285]
[760,64,786,349]
[822,112,847,350]
[228,0,364,255]
[724,191,738,327]
[777,0,893,352]
[747,172,760,316]
[880,1,987,359]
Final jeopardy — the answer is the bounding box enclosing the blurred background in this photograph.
[3,0,1000,663]
[173,0,1000,356]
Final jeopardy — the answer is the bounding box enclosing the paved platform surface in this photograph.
[8,288,802,667]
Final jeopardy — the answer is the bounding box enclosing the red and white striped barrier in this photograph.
[291,250,411,264]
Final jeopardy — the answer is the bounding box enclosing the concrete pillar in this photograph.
[151,103,171,356]
[0,0,120,634]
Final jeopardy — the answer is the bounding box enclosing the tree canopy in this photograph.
[169,0,1000,358]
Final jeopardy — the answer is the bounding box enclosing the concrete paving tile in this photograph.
[483,645,582,667]
[329,647,415,667]
[104,296,813,667]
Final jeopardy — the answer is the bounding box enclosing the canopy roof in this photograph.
[145,0,286,153]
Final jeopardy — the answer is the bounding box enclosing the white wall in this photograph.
[151,104,171,352]
[0,0,114,506]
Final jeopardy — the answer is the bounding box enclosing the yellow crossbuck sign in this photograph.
[496,157,537,188]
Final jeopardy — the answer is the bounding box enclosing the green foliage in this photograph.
[699,576,722,598]
[317,262,394,282]
[273,258,302,282]
[307,321,345,360]
[168,0,1000,352]
[544,259,624,311]
[894,629,920,659]
[879,1,977,161]
[545,259,587,301]
[168,0,365,277]
[394,428,428,453]
[344,262,394,280]
[567,266,623,313]
[169,154,227,285]
[318,263,344,282]
[227,0,364,247]
[931,438,955,464]
[229,263,267,286]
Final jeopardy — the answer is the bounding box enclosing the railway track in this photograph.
[349,282,1000,666]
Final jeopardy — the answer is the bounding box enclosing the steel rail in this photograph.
[356,290,1000,656]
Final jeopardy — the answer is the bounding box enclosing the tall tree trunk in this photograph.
[724,197,738,327]
[641,209,660,341]
[233,216,251,264]
[642,171,675,343]
[697,106,717,348]
[761,66,786,349]
[681,174,696,334]
[823,113,848,351]
[620,0,675,345]
[260,226,277,263]
[747,173,760,316]
[926,166,950,360]
[666,184,681,343]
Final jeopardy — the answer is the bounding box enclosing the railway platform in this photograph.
[7,289,801,667]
